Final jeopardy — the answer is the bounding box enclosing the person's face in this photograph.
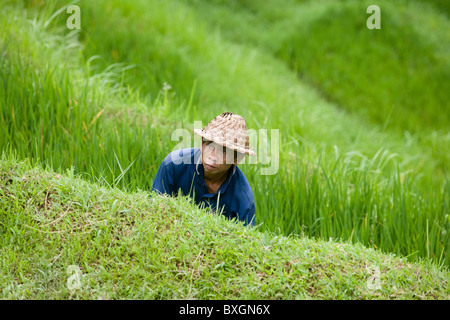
[201,140,237,173]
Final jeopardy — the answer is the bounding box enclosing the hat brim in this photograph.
[194,129,256,156]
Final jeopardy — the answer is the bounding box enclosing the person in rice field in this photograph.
[152,112,256,226]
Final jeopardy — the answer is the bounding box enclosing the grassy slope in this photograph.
[71,0,450,264]
[0,155,448,299]
[186,0,450,171]
[0,0,448,269]
[71,0,450,195]
[3,0,447,186]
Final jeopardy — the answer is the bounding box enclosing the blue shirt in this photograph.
[151,148,255,226]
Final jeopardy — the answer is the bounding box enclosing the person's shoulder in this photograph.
[163,148,200,166]
[233,166,254,202]
[233,166,251,184]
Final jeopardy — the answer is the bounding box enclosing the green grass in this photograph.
[184,0,450,178]
[254,151,450,265]
[1,154,448,299]
[0,0,449,273]
[187,0,450,133]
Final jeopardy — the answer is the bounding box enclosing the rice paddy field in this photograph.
[0,0,449,299]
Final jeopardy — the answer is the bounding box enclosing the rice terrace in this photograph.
[0,0,449,300]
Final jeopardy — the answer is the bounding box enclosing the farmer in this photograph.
[151,112,256,226]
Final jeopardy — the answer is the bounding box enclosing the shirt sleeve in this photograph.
[151,160,175,195]
[240,202,256,227]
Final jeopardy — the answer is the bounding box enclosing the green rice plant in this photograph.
[1,0,448,267]
[186,0,450,176]
[0,2,187,191]
[249,143,449,266]
[0,154,449,299]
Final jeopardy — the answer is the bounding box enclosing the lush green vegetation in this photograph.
[0,0,449,296]
[0,155,448,299]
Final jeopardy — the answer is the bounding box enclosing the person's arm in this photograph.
[239,202,256,227]
[151,160,175,195]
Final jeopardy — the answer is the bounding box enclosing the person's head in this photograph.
[201,138,245,173]
[194,112,256,173]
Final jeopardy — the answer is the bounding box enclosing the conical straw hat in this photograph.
[193,112,256,156]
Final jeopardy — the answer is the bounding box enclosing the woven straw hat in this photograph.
[194,112,256,156]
